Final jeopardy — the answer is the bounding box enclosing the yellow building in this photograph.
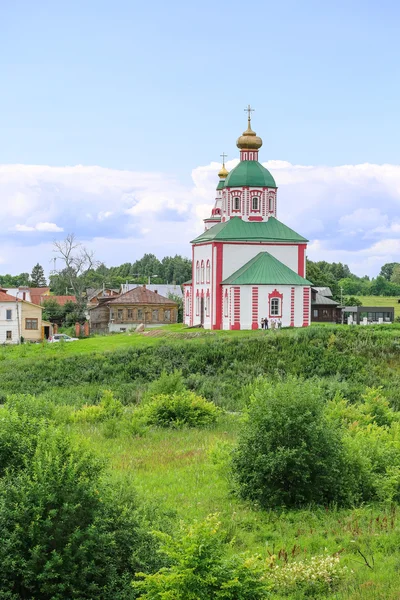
[20,300,53,342]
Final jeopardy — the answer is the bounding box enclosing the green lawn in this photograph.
[358,295,400,318]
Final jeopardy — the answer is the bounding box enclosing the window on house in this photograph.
[25,318,38,330]
[117,309,123,319]
[206,260,211,283]
[269,196,274,211]
[201,261,205,283]
[233,197,240,211]
[152,309,159,321]
[224,292,229,317]
[6,309,12,320]
[206,294,210,317]
[313,309,318,318]
[270,298,280,316]
[196,295,200,316]
[127,309,133,319]
[252,197,259,211]
[322,309,329,317]
[138,309,143,320]
[6,331,12,340]
[110,309,115,320]
[164,309,171,321]
[196,261,200,284]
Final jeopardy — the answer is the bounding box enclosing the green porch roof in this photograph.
[222,252,312,286]
[224,160,276,188]
[191,216,308,244]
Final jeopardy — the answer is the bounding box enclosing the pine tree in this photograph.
[30,263,47,287]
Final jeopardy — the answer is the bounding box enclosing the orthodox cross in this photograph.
[244,104,255,123]
[220,152,228,165]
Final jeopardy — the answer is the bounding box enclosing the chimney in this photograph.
[154,289,158,294]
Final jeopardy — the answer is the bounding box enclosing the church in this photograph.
[184,107,312,330]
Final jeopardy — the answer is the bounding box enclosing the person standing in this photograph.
[260,317,265,329]
[264,317,269,330]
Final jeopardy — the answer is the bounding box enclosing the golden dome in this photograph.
[218,163,229,178]
[236,118,263,150]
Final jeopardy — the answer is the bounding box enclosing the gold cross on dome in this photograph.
[244,104,255,122]
[220,152,227,164]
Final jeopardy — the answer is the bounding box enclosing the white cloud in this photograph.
[1,160,400,276]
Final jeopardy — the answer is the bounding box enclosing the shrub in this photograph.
[144,369,185,400]
[0,408,45,476]
[134,514,268,599]
[72,390,124,423]
[232,377,347,507]
[0,427,162,599]
[266,553,348,596]
[142,391,220,428]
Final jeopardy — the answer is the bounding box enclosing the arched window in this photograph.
[270,298,280,316]
[206,291,210,317]
[196,261,200,284]
[224,290,229,317]
[201,260,205,283]
[269,196,274,212]
[196,292,200,315]
[185,291,190,316]
[233,197,240,211]
[206,260,211,283]
[252,197,259,211]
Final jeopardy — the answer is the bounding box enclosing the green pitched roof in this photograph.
[191,216,308,244]
[216,180,225,190]
[224,161,276,188]
[222,252,312,286]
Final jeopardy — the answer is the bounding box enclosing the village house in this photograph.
[0,288,53,344]
[310,287,341,323]
[88,285,178,334]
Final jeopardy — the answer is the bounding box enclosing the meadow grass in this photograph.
[71,415,400,599]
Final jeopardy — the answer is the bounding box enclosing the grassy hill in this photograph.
[2,325,400,598]
[359,295,400,318]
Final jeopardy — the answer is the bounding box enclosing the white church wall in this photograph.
[192,243,213,327]
[222,243,299,280]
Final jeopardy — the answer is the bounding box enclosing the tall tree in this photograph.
[380,262,399,281]
[53,234,98,307]
[30,263,47,287]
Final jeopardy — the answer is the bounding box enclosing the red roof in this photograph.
[29,287,50,306]
[0,289,18,302]
[107,286,177,306]
[43,295,77,306]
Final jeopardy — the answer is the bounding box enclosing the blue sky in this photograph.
[1,1,400,276]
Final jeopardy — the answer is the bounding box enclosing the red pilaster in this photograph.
[298,244,306,277]
[231,286,241,330]
[213,242,223,330]
[252,286,259,329]
[302,287,310,327]
[290,287,295,327]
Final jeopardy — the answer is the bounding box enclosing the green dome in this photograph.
[224,160,276,188]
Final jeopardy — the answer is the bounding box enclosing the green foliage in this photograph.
[0,409,45,476]
[72,390,124,423]
[0,424,164,599]
[145,369,186,400]
[232,377,347,507]
[142,391,220,429]
[30,262,47,287]
[134,514,268,599]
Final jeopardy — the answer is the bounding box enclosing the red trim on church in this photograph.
[213,242,223,330]
[290,287,295,327]
[268,289,283,318]
[298,244,306,277]
[231,287,241,330]
[251,287,259,329]
[248,216,263,221]
[302,287,310,326]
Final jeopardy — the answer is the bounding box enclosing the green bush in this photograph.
[134,514,268,599]
[0,426,163,599]
[0,408,45,476]
[72,390,124,423]
[144,369,185,400]
[142,391,220,428]
[232,377,347,508]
